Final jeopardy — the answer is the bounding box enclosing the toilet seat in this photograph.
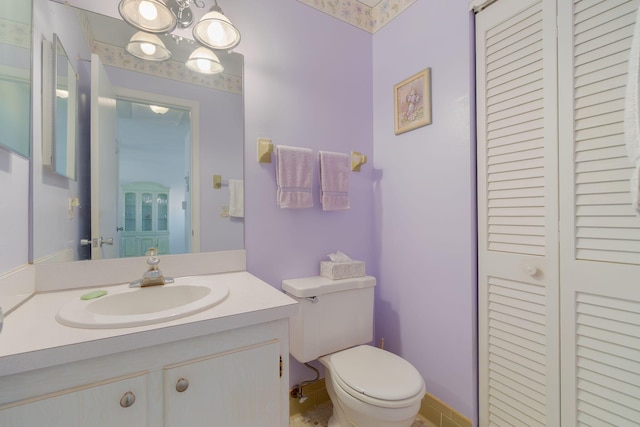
[325,345,425,409]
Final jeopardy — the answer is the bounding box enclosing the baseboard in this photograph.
[289,379,471,427]
[420,393,472,427]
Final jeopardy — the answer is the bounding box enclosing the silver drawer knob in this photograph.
[176,378,189,393]
[120,391,136,408]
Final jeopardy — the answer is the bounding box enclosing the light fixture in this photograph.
[118,0,240,74]
[186,47,224,74]
[149,105,170,114]
[192,0,240,50]
[126,31,172,61]
[118,0,177,33]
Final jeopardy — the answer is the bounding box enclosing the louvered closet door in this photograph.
[558,1,640,425]
[476,0,560,426]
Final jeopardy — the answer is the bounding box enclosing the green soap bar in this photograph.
[80,290,108,300]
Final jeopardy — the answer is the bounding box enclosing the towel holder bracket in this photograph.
[258,138,274,163]
[351,151,367,172]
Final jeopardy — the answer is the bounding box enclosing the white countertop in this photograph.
[0,271,297,377]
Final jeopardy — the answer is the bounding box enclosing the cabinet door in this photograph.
[476,0,560,425]
[156,234,170,254]
[164,341,281,427]
[0,373,147,427]
[139,235,155,255]
[122,235,140,257]
[558,1,640,425]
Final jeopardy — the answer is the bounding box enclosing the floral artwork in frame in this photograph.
[394,67,432,135]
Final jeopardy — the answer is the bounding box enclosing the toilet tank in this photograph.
[282,275,376,363]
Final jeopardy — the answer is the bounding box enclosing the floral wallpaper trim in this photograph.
[297,0,416,33]
[92,42,243,95]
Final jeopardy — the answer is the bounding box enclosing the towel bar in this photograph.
[257,138,367,172]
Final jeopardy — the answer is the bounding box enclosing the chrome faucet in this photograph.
[129,247,174,288]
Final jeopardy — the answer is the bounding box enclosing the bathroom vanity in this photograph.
[0,267,297,426]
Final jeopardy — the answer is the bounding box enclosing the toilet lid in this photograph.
[329,345,424,401]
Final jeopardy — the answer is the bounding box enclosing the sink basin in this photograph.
[56,282,229,329]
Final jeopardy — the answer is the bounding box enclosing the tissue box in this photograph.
[320,260,366,280]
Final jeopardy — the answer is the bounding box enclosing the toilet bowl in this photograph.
[282,275,426,427]
[319,345,425,427]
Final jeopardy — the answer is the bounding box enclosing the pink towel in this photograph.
[318,151,350,211]
[276,145,314,208]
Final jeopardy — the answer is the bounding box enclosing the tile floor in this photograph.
[289,401,434,427]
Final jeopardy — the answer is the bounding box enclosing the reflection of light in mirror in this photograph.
[186,47,223,75]
[149,105,169,114]
[138,1,158,21]
[56,89,69,99]
[140,42,157,55]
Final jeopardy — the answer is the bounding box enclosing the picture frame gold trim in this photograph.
[394,67,432,135]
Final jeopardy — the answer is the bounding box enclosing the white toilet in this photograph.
[283,275,425,427]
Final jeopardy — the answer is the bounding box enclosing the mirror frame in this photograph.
[51,33,78,180]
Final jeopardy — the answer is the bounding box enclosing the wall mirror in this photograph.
[0,1,32,159]
[32,1,244,264]
[51,33,78,180]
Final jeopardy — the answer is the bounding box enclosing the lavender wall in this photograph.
[237,0,375,381]
[372,1,477,423]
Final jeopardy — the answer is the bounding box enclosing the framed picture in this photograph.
[394,67,432,135]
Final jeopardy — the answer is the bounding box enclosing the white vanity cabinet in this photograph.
[0,373,147,426]
[164,340,281,426]
[0,319,290,427]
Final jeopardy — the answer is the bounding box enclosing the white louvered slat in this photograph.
[577,137,624,156]
[574,75,627,100]
[572,0,640,266]
[574,1,637,35]
[574,292,640,425]
[575,157,633,174]
[574,0,629,17]
[485,274,550,425]
[575,144,628,162]
[576,180,631,195]
[488,80,543,108]
[488,88,543,117]
[574,51,630,82]
[575,86,626,111]
[490,370,546,400]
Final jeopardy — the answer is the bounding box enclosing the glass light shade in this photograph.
[192,10,240,50]
[118,0,177,33]
[149,105,169,114]
[126,31,172,61]
[186,47,224,74]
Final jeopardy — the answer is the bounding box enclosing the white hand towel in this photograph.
[624,4,640,216]
[228,179,244,217]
